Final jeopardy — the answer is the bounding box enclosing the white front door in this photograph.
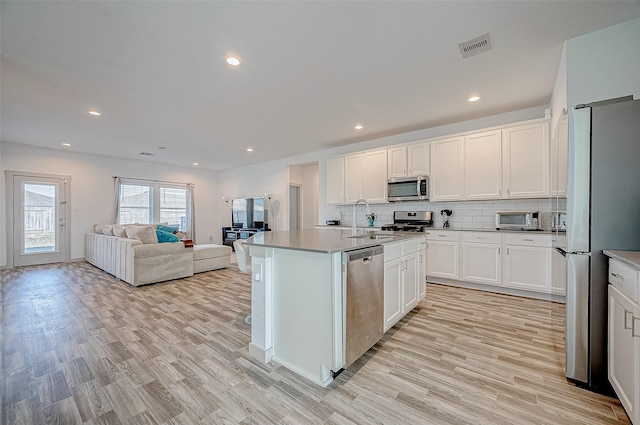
[12,174,68,266]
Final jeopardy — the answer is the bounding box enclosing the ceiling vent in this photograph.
[458,33,492,59]
[139,152,155,156]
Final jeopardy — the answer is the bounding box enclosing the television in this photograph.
[231,197,268,230]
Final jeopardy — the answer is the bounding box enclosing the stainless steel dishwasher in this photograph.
[342,245,384,367]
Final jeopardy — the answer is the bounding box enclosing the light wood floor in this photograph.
[1,261,631,424]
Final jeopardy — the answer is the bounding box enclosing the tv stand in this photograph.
[222,227,269,250]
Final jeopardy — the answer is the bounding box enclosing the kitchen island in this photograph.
[243,229,425,386]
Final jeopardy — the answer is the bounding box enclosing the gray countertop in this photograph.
[603,250,640,269]
[244,229,424,254]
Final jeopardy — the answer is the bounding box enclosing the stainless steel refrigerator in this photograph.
[554,97,640,393]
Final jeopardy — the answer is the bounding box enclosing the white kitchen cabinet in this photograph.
[387,143,430,178]
[426,231,460,280]
[383,238,423,332]
[608,284,640,425]
[418,239,427,299]
[362,149,388,203]
[551,114,568,197]
[464,130,502,200]
[502,121,550,198]
[461,232,502,286]
[344,154,363,204]
[326,157,345,205]
[502,234,551,293]
[430,137,464,201]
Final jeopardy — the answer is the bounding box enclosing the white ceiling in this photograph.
[2,1,640,171]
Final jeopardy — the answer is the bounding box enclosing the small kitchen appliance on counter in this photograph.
[381,211,433,232]
[326,219,341,226]
[495,211,541,230]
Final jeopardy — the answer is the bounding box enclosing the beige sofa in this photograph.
[85,232,194,286]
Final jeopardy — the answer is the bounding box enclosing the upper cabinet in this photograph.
[464,130,502,200]
[326,157,345,205]
[328,149,387,205]
[387,142,430,178]
[502,121,550,199]
[430,137,464,201]
[551,114,569,197]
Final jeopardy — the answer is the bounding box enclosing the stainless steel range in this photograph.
[381,211,433,232]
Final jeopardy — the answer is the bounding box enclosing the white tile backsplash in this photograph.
[331,198,557,230]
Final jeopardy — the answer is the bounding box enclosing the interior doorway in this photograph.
[6,171,71,267]
[289,184,301,231]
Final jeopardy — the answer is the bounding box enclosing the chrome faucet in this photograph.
[352,199,370,235]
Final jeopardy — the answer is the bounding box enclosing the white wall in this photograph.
[1,142,218,266]
[565,17,640,106]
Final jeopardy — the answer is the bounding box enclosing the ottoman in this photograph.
[193,244,232,273]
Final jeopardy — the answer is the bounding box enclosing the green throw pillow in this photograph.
[157,224,179,234]
[156,229,179,243]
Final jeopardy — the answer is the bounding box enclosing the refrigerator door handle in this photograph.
[565,252,590,384]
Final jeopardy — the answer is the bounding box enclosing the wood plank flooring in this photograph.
[1,261,631,424]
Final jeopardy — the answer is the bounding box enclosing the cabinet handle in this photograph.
[524,238,533,242]
[438,235,446,238]
[498,247,501,254]
[611,272,624,279]
[507,188,510,196]
[506,248,509,255]
[419,255,423,264]
[477,237,487,240]
[624,310,633,330]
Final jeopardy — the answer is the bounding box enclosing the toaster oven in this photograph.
[495,211,541,230]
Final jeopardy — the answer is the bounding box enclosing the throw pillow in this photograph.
[102,225,114,235]
[126,225,158,244]
[157,224,179,234]
[112,225,127,237]
[94,224,104,233]
[156,229,179,243]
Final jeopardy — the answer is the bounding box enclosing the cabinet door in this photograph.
[464,130,502,200]
[418,240,427,299]
[426,241,459,279]
[430,137,464,201]
[502,245,551,292]
[402,252,419,313]
[551,115,568,197]
[387,147,407,178]
[608,285,640,424]
[344,154,363,203]
[407,143,430,176]
[362,150,388,203]
[461,242,501,286]
[502,121,550,198]
[326,157,345,205]
[384,258,403,332]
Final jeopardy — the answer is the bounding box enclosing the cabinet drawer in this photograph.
[402,238,421,255]
[609,259,639,302]
[462,232,501,244]
[426,230,460,242]
[502,233,551,247]
[384,241,403,262]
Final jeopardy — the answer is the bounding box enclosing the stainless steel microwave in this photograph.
[387,176,429,202]
[495,211,541,230]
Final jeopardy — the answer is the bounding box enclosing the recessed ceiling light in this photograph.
[192,162,199,166]
[354,124,364,130]
[158,146,167,150]
[61,142,72,147]
[88,110,101,116]
[226,56,241,66]
[246,148,254,152]
[468,96,480,102]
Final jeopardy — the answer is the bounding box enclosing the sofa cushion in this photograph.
[126,225,158,244]
[102,225,114,235]
[156,229,179,243]
[112,225,127,237]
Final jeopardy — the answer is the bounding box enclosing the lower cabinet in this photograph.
[418,239,427,299]
[384,238,424,332]
[461,232,501,286]
[426,231,460,280]
[609,284,640,425]
[502,234,551,293]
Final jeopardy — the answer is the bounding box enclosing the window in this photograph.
[116,178,193,235]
